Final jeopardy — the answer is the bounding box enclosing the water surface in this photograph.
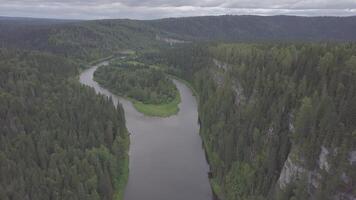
[79,62,213,200]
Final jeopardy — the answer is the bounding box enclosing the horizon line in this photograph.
[1,13,356,21]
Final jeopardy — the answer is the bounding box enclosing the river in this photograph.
[79,61,213,200]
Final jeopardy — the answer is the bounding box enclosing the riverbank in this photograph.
[94,89,181,117]
[79,62,130,200]
[170,74,223,200]
[130,89,181,117]
[114,134,130,200]
[92,78,181,117]
[167,74,199,100]
[80,63,213,200]
[93,62,181,117]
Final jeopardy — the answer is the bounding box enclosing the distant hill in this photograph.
[0,16,78,25]
[148,15,356,42]
[1,15,356,61]
[0,18,160,61]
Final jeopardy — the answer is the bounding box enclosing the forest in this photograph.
[94,59,180,116]
[2,15,356,62]
[94,60,177,105]
[148,15,356,41]
[0,49,129,200]
[0,18,162,62]
[162,43,356,200]
[0,15,356,200]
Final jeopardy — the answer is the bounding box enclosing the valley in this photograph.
[80,61,213,200]
[0,15,355,200]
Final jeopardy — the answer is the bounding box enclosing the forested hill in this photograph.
[0,18,160,61]
[162,43,356,200]
[0,16,77,26]
[148,15,356,41]
[1,15,356,200]
[1,15,356,62]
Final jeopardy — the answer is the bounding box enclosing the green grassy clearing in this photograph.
[130,91,181,117]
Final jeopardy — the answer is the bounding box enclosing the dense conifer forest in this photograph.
[162,43,356,200]
[94,60,177,105]
[148,15,356,41]
[0,49,128,200]
[0,19,161,61]
[0,15,355,200]
[2,15,356,61]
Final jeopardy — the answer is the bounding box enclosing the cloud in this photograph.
[0,0,355,19]
[222,0,356,9]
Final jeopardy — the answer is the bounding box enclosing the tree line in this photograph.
[0,49,128,200]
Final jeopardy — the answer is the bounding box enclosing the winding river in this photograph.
[79,61,213,200]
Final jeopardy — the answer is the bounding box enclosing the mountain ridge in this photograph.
[1,15,356,61]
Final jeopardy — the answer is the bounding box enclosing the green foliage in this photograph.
[2,16,356,63]
[294,97,313,142]
[276,176,309,200]
[0,49,128,200]
[163,43,356,199]
[225,162,256,200]
[0,19,164,62]
[1,15,356,200]
[94,60,180,116]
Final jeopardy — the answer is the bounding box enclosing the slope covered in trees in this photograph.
[148,15,356,42]
[0,49,129,200]
[0,18,161,62]
[1,15,356,200]
[2,15,356,63]
[162,43,356,200]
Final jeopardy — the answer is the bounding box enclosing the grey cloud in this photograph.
[222,0,356,9]
[0,0,355,19]
[118,0,225,7]
[5,0,354,9]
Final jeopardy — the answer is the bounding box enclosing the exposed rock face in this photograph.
[278,156,306,189]
[334,193,356,200]
[210,68,225,87]
[349,151,356,165]
[278,146,356,200]
[318,146,330,172]
[232,81,245,105]
[278,155,327,194]
[213,59,229,71]
[267,126,275,138]
[278,146,331,190]
[288,113,295,132]
[155,35,187,45]
[211,59,229,87]
[211,58,246,105]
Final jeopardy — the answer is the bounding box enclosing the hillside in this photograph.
[148,15,356,42]
[0,18,161,62]
[162,43,356,200]
[0,15,355,200]
[1,15,356,62]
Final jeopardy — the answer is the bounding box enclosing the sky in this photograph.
[0,0,356,20]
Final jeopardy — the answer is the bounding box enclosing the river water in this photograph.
[79,61,213,200]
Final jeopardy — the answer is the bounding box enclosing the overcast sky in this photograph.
[0,0,356,20]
